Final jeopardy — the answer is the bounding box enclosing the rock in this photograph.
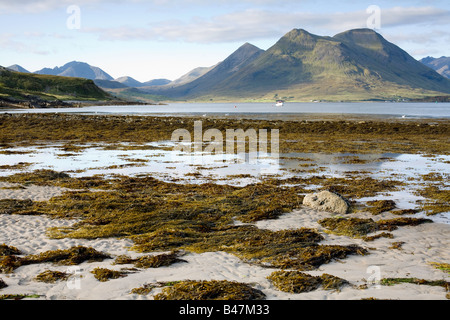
[303,191,349,214]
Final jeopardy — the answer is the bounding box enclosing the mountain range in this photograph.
[6,28,450,102]
[34,61,114,81]
[420,56,450,79]
[141,28,450,101]
[6,62,171,90]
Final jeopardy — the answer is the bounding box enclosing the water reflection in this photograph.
[1,142,448,223]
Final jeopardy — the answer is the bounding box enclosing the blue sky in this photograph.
[1,0,449,82]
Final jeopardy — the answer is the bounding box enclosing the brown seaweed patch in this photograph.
[265,244,367,270]
[319,217,432,238]
[366,200,397,215]
[130,281,182,295]
[114,251,186,269]
[0,278,7,289]
[91,268,128,282]
[0,199,37,215]
[0,294,41,300]
[34,270,70,283]
[429,262,450,275]
[416,186,450,216]
[0,246,111,273]
[318,217,379,238]
[153,280,266,300]
[267,271,349,293]
[376,217,433,231]
[1,169,71,185]
[362,232,394,242]
[0,244,22,256]
[391,209,419,216]
[388,242,405,250]
[0,162,33,170]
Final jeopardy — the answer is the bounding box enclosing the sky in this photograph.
[1,0,450,82]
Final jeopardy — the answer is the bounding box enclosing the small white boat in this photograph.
[275,100,284,107]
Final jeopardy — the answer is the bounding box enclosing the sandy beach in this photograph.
[1,182,448,300]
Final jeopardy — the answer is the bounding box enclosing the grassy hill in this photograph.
[143,28,450,102]
[0,67,113,103]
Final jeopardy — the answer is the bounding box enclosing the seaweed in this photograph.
[389,242,405,250]
[114,251,186,269]
[0,199,36,215]
[265,244,367,270]
[0,246,111,273]
[376,217,433,231]
[416,186,450,216]
[0,278,7,289]
[1,114,448,155]
[0,294,41,300]
[0,244,22,256]
[319,217,432,238]
[366,200,397,215]
[380,278,449,291]
[130,281,182,295]
[267,271,349,293]
[362,232,394,242]
[91,268,128,282]
[318,217,379,238]
[0,255,23,273]
[34,270,70,283]
[24,246,111,265]
[153,280,266,300]
[429,262,450,275]
[391,209,418,216]
[0,171,370,271]
[1,169,71,186]
[130,284,155,295]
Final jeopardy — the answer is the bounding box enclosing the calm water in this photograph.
[1,102,449,119]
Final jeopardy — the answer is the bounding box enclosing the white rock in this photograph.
[303,191,349,214]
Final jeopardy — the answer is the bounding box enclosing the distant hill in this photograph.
[142,29,450,101]
[94,79,129,89]
[0,67,113,103]
[35,61,114,81]
[115,76,171,88]
[7,64,30,73]
[420,56,450,79]
[141,42,264,98]
[142,79,171,86]
[169,66,216,86]
[115,76,142,87]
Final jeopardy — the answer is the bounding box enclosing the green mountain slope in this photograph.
[0,67,113,102]
[142,42,264,98]
[146,28,450,102]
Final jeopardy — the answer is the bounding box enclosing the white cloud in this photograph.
[0,33,50,55]
[83,6,450,44]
